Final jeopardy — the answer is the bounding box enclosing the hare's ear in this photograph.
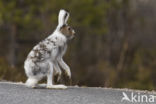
[64,10,69,24]
[57,9,70,28]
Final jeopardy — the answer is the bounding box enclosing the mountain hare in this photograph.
[24,9,75,89]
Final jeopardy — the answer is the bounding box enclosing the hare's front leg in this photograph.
[58,58,71,78]
[53,61,62,82]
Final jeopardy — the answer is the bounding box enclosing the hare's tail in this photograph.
[25,77,38,87]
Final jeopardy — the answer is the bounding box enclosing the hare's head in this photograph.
[60,24,75,40]
[57,9,75,40]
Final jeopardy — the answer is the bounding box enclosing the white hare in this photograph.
[24,9,75,89]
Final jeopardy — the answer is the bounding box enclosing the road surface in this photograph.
[0,82,155,104]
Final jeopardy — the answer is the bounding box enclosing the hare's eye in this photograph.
[68,27,71,30]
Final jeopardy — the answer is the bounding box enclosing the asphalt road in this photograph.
[0,82,155,104]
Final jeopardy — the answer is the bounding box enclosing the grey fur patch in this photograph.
[29,41,51,62]
[32,62,50,75]
[47,38,56,46]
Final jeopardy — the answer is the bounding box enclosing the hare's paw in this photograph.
[65,69,71,79]
[47,85,67,89]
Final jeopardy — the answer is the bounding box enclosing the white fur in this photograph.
[57,9,69,29]
[25,77,38,87]
[24,9,71,89]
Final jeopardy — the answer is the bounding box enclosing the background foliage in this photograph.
[0,0,156,90]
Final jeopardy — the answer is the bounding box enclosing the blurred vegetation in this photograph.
[0,0,156,90]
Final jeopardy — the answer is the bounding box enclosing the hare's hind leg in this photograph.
[46,62,54,88]
[24,60,40,88]
[46,62,67,89]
